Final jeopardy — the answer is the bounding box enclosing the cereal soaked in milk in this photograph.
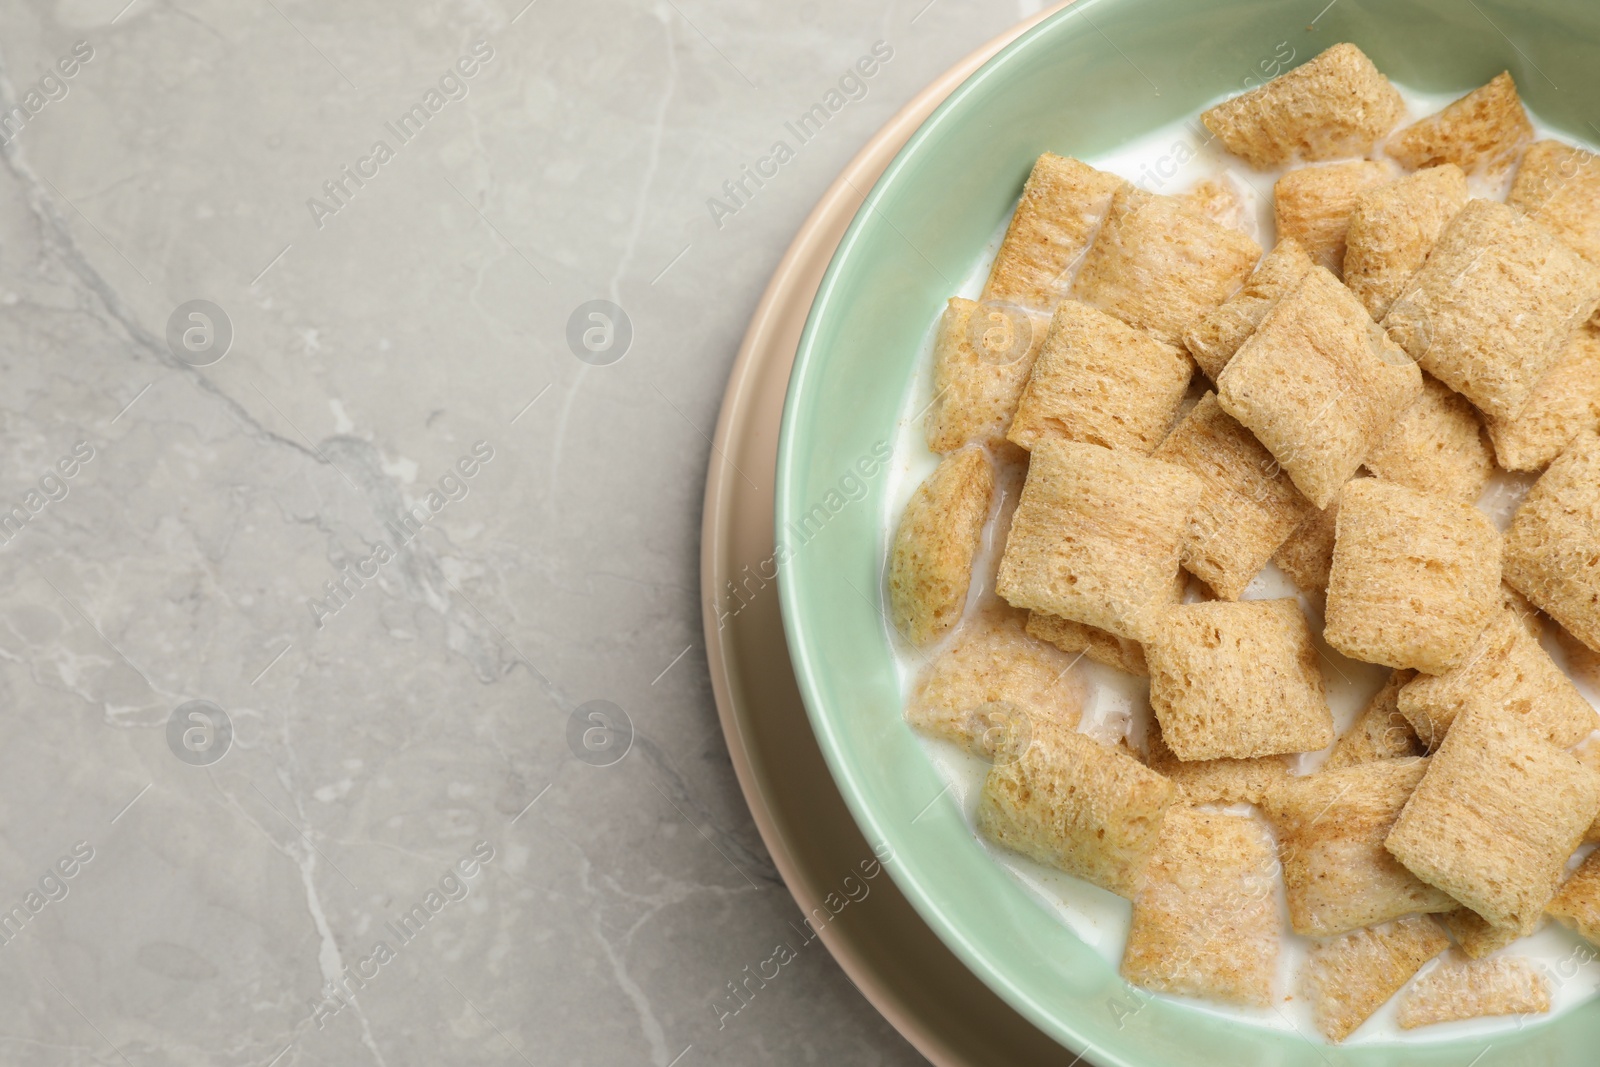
[881,83,1600,1043]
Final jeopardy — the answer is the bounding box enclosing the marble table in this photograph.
[0,1,1047,1063]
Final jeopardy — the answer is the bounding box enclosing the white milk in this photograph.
[882,85,1600,1044]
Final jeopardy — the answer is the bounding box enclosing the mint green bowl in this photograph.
[775,1,1600,1062]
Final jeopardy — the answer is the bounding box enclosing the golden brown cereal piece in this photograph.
[1180,177,1248,232]
[888,448,994,647]
[1396,957,1551,1029]
[1579,744,1600,845]
[1382,199,1600,421]
[1272,485,1346,594]
[1146,598,1334,760]
[1273,160,1392,274]
[1385,706,1600,933]
[1145,718,1290,805]
[1217,268,1422,509]
[1361,374,1494,505]
[1504,428,1600,653]
[1485,326,1600,471]
[996,439,1203,643]
[1440,908,1541,960]
[1325,479,1502,673]
[1344,165,1470,320]
[1007,301,1192,455]
[1152,393,1316,600]
[1023,566,1184,677]
[1326,669,1423,770]
[906,606,1087,756]
[1263,759,1456,937]
[1386,72,1534,175]
[1071,186,1262,348]
[1184,239,1315,382]
[924,297,1051,452]
[1284,469,1493,599]
[977,719,1178,898]
[1201,43,1405,168]
[1120,806,1279,1006]
[1509,140,1600,266]
[1303,916,1451,1042]
[1026,611,1148,676]
[981,154,1128,312]
[1547,850,1600,946]
[1397,605,1597,751]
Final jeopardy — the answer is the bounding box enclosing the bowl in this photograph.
[774,0,1600,1063]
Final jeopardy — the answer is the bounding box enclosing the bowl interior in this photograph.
[775,0,1600,1063]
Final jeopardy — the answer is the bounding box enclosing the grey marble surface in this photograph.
[0,1,1049,1064]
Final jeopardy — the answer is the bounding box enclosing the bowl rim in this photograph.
[774,1,1137,1057]
[698,6,1076,1064]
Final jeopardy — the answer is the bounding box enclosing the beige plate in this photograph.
[697,6,1088,1064]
